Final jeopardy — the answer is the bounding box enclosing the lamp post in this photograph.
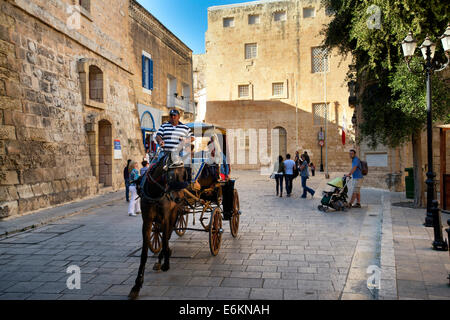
[402,25,450,251]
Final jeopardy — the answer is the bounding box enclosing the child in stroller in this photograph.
[318,176,351,212]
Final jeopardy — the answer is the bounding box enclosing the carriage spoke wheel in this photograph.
[209,207,222,256]
[230,190,240,238]
[175,207,188,237]
[149,222,162,254]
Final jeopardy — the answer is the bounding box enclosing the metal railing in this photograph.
[167,94,195,114]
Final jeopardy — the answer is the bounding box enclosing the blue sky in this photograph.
[138,0,260,54]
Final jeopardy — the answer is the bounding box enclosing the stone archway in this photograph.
[98,119,112,187]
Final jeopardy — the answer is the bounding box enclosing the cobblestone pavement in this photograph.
[0,170,448,300]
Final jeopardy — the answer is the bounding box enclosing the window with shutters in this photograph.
[272,82,284,96]
[248,14,260,25]
[239,130,250,150]
[313,103,329,126]
[238,85,249,98]
[274,11,286,22]
[142,52,153,92]
[245,43,257,59]
[311,47,329,73]
[223,17,234,28]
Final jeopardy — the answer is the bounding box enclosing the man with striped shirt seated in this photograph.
[155,109,194,166]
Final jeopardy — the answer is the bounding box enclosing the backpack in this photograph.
[360,160,368,176]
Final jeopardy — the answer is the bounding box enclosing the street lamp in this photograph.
[402,24,450,251]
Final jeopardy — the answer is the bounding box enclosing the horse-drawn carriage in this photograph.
[129,122,241,299]
[148,122,241,256]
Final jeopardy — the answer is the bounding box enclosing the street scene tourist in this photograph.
[0,0,449,308]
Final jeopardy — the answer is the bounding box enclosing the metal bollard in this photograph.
[430,200,448,251]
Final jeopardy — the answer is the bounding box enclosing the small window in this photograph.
[223,17,234,28]
[248,14,260,25]
[274,11,286,22]
[303,7,315,18]
[313,103,329,126]
[272,82,284,96]
[238,85,249,98]
[245,43,257,59]
[142,54,153,91]
[89,65,103,102]
[312,47,329,73]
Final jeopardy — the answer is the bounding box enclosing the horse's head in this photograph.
[167,165,188,191]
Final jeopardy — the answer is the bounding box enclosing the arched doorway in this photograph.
[273,126,287,158]
[98,120,112,187]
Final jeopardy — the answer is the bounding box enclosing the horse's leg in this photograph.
[129,204,151,299]
[161,202,178,271]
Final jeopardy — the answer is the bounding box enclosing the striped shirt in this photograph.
[156,121,193,152]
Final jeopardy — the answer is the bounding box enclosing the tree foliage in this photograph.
[321,0,450,148]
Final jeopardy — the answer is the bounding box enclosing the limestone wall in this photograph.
[0,0,144,218]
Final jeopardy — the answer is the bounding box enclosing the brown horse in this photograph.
[128,154,187,300]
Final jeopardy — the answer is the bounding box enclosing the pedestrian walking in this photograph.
[272,155,285,197]
[299,154,315,199]
[283,154,295,197]
[123,159,131,202]
[345,149,364,208]
[294,151,301,167]
[140,160,149,176]
[128,160,141,216]
[303,151,310,164]
[309,162,316,176]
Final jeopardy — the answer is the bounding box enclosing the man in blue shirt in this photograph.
[345,149,363,208]
[283,154,296,197]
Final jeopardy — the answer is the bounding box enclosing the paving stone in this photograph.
[221,277,263,288]
[249,288,283,300]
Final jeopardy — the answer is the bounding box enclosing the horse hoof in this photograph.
[128,288,140,300]
[153,263,161,271]
[161,264,170,272]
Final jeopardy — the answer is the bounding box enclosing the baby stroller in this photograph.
[318,176,351,212]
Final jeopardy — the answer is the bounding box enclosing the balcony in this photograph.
[167,94,195,114]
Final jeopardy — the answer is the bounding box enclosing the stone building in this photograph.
[129,0,195,144]
[202,0,356,171]
[0,0,194,218]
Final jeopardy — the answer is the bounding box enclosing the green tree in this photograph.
[321,0,450,207]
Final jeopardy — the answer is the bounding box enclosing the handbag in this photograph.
[270,173,276,179]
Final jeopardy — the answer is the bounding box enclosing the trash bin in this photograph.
[405,167,414,199]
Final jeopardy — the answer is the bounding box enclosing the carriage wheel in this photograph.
[209,207,223,256]
[175,207,188,237]
[149,222,162,254]
[230,190,240,238]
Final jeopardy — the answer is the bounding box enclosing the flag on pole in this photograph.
[342,112,346,145]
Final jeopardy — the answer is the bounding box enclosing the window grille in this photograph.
[238,85,249,98]
[272,83,284,96]
[312,47,329,73]
[245,43,257,59]
[313,103,329,125]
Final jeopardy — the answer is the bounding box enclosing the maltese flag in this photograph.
[342,112,347,145]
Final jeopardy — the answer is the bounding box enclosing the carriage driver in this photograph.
[155,109,194,177]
